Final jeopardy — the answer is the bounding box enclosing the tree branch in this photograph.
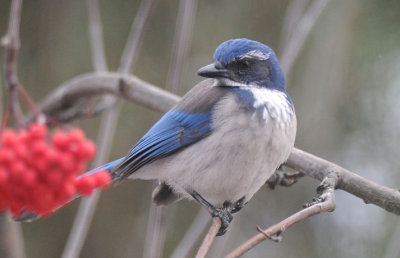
[225,173,338,258]
[39,72,180,120]
[286,148,400,215]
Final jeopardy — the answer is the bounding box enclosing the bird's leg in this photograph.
[187,189,233,236]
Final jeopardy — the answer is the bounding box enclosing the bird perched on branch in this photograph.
[22,38,297,236]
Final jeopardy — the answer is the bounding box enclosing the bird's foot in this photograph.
[231,196,247,214]
[266,167,305,190]
[211,207,233,236]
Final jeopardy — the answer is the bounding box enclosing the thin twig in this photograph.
[280,0,331,74]
[225,173,338,258]
[142,203,166,258]
[170,209,210,258]
[195,218,222,258]
[0,69,3,121]
[2,0,23,126]
[279,0,309,55]
[17,85,41,120]
[119,0,156,74]
[0,214,26,258]
[166,0,197,94]
[86,0,108,72]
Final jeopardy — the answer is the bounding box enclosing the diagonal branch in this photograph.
[225,173,338,258]
[195,218,222,258]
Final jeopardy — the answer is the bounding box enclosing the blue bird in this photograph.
[21,38,297,236]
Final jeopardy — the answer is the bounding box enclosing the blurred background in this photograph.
[1,0,400,257]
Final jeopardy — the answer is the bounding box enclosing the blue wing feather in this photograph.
[112,110,212,180]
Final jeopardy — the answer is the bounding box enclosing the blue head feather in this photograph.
[212,38,286,91]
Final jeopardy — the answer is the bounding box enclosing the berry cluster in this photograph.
[0,123,111,217]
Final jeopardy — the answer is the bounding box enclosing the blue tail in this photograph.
[80,157,125,179]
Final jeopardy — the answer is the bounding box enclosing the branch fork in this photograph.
[224,171,338,258]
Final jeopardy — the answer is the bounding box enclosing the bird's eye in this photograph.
[236,59,250,70]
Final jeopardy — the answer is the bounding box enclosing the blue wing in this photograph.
[111,110,212,181]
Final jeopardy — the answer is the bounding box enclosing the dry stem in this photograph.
[195,218,222,258]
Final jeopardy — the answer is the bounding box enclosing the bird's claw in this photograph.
[231,197,247,214]
[266,169,305,190]
[212,207,233,236]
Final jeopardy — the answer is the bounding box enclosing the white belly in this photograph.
[131,92,297,207]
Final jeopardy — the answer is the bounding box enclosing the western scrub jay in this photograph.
[23,38,297,236]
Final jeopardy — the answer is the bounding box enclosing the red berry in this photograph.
[74,176,95,196]
[10,162,26,182]
[79,141,96,159]
[17,130,30,144]
[52,131,69,150]
[69,129,85,143]
[14,144,28,160]
[0,126,99,216]
[1,129,18,146]
[34,157,49,173]
[29,123,48,140]
[0,168,9,185]
[0,148,16,164]
[94,170,111,189]
[21,169,37,187]
[45,170,63,187]
[45,148,61,170]
[32,141,48,157]
[32,184,55,213]
[59,153,76,174]
[56,182,76,204]
[9,199,23,217]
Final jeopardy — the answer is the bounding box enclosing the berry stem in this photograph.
[2,0,23,129]
[17,85,42,121]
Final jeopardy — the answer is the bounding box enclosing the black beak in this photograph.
[197,63,231,78]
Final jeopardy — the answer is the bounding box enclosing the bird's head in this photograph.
[198,38,285,91]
